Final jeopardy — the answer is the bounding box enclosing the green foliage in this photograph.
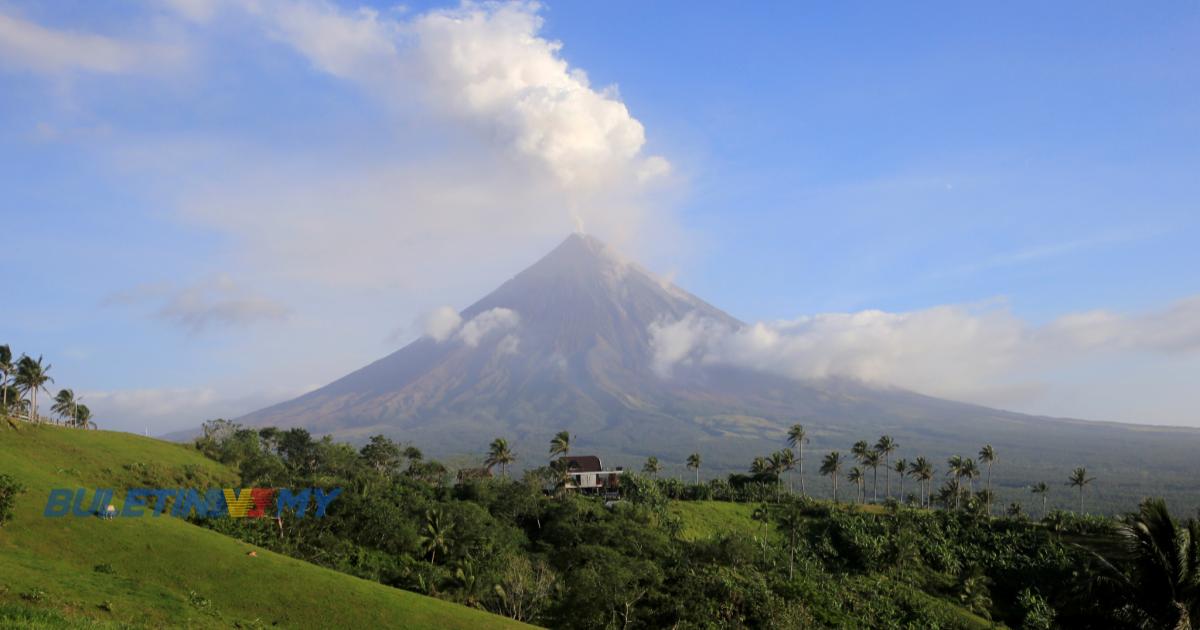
[0,472,26,525]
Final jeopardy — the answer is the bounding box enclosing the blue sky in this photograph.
[1,1,1198,431]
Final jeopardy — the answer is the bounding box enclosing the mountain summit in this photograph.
[239,234,1200,507]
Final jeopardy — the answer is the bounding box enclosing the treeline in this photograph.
[192,419,1197,629]
[0,344,94,429]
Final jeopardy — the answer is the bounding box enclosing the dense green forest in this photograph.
[190,420,1200,629]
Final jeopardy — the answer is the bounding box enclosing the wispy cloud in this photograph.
[107,275,289,334]
[650,295,1200,413]
[0,9,187,75]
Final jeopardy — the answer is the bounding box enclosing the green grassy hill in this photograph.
[0,423,530,629]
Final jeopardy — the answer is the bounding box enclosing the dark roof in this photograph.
[558,455,603,472]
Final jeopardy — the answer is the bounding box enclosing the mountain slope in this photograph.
[0,423,530,629]
[238,234,1200,513]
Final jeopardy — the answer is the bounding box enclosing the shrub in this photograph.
[0,474,25,526]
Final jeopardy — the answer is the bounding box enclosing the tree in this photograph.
[910,457,934,507]
[1067,467,1096,513]
[0,473,26,527]
[485,438,516,477]
[360,435,403,475]
[419,509,454,565]
[945,456,966,509]
[642,456,661,477]
[786,424,808,494]
[14,355,52,423]
[861,450,881,502]
[1030,482,1050,517]
[0,345,12,414]
[686,452,701,484]
[848,466,865,504]
[52,389,75,425]
[549,431,571,460]
[820,451,843,503]
[1108,498,1200,628]
[875,435,898,498]
[961,459,980,494]
[978,444,997,516]
[893,458,909,503]
[74,404,94,430]
[851,440,870,462]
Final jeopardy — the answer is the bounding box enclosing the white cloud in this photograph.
[421,306,463,342]
[108,275,289,334]
[456,307,519,347]
[83,384,307,435]
[419,306,520,347]
[0,9,186,75]
[650,296,1200,408]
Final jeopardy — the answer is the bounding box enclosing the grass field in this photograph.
[0,423,530,629]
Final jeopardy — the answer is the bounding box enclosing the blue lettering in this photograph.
[276,488,311,518]
[44,488,73,517]
[313,488,342,517]
[172,489,206,518]
[121,489,148,517]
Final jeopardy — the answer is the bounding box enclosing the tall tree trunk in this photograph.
[884,455,890,498]
[799,447,805,495]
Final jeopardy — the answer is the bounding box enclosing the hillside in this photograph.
[233,233,1200,514]
[0,423,531,629]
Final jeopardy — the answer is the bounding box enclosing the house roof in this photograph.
[558,455,603,472]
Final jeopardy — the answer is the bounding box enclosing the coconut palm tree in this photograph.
[1067,467,1096,513]
[1106,498,1200,628]
[52,389,75,426]
[14,355,52,424]
[1030,482,1050,517]
[862,450,882,502]
[686,452,702,484]
[485,438,515,477]
[419,509,454,565]
[978,444,997,515]
[894,458,909,503]
[786,424,808,494]
[875,435,898,498]
[0,345,12,414]
[770,449,794,492]
[643,456,661,477]
[851,440,870,462]
[74,404,94,430]
[910,457,934,507]
[548,431,571,460]
[820,451,843,503]
[946,455,966,509]
[848,466,865,504]
[961,459,980,494]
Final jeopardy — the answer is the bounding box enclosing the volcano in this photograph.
[239,234,1200,510]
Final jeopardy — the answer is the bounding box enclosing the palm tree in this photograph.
[777,449,796,492]
[848,466,865,504]
[1107,498,1200,627]
[875,435,898,498]
[74,404,94,430]
[1030,482,1050,517]
[686,452,702,484]
[894,458,909,502]
[851,440,870,462]
[485,438,515,477]
[1067,467,1096,513]
[548,431,571,460]
[419,509,454,565]
[786,424,808,494]
[820,451,843,503]
[52,389,75,426]
[862,450,882,502]
[978,444,997,515]
[946,455,966,509]
[14,355,52,423]
[0,345,12,414]
[961,459,980,494]
[910,457,934,507]
[643,456,661,477]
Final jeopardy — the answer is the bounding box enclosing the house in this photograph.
[556,455,623,497]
